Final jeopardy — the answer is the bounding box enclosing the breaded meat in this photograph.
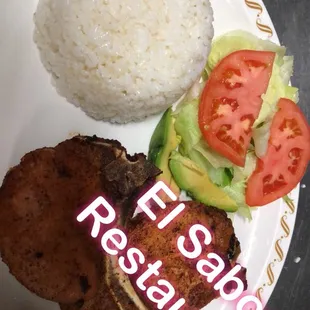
[0,135,160,304]
[125,201,247,309]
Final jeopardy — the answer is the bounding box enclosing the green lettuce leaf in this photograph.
[172,30,299,219]
[174,97,247,172]
[237,204,253,220]
[174,99,201,155]
[285,86,299,102]
[232,151,257,184]
[194,140,234,169]
[252,121,271,158]
[172,78,206,116]
[174,98,235,169]
[206,30,286,75]
[222,181,252,220]
[254,55,297,127]
[188,148,233,187]
[253,56,298,158]
[173,97,255,218]
[174,99,233,187]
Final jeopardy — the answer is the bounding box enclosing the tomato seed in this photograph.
[263,174,287,196]
[279,118,302,139]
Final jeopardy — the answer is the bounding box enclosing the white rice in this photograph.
[34,0,214,123]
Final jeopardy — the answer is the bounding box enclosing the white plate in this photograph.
[0,0,299,309]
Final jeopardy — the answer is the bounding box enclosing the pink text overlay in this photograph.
[77,181,263,310]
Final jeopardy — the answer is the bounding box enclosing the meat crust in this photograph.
[125,201,247,309]
[61,201,247,310]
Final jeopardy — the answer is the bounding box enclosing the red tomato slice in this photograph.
[199,50,275,167]
[246,98,310,207]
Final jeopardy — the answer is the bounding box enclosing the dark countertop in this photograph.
[264,0,310,309]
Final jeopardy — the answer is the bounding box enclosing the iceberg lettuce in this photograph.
[232,151,257,184]
[254,55,298,127]
[174,98,234,168]
[174,99,233,186]
[174,99,201,155]
[222,181,252,220]
[193,140,234,169]
[188,148,233,187]
[206,30,286,74]
[173,96,256,216]
[252,55,298,157]
[168,30,300,219]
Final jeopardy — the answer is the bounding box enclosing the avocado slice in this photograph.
[148,108,180,199]
[169,151,238,212]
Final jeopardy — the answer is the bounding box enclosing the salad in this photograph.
[148,30,310,219]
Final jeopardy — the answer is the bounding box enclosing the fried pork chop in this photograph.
[0,135,160,304]
[125,201,247,310]
[60,201,247,310]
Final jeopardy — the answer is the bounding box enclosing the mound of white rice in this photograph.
[34,0,214,123]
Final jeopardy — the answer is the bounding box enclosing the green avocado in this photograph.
[169,151,238,212]
[148,108,180,197]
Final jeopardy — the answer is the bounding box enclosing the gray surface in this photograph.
[264,0,310,309]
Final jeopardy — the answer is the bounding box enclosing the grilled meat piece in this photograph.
[125,201,247,309]
[60,201,247,310]
[0,135,160,304]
